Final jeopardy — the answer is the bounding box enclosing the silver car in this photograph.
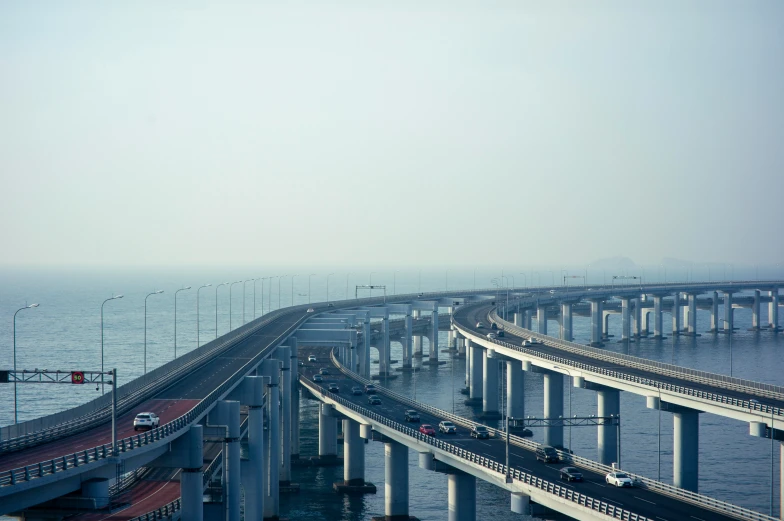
[133,412,160,431]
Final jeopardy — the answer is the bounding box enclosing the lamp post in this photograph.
[196,284,211,349]
[721,319,733,377]
[369,272,376,287]
[252,278,260,319]
[345,273,351,301]
[554,365,573,454]
[509,274,515,290]
[144,290,164,374]
[326,273,335,302]
[243,279,255,324]
[268,276,277,313]
[278,275,285,309]
[229,281,242,330]
[215,282,229,338]
[174,286,191,359]
[291,275,298,306]
[13,303,39,423]
[101,295,123,394]
[308,273,316,304]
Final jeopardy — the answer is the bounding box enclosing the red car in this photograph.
[419,424,436,436]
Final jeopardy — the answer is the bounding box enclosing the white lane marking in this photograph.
[656,517,670,521]
[601,497,624,506]
[635,496,656,505]
[690,517,705,521]
[477,441,493,447]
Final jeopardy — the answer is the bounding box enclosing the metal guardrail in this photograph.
[127,498,181,521]
[325,349,779,521]
[489,305,784,401]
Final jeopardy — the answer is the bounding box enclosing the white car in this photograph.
[487,333,497,340]
[307,308,315,313]
[438,421,457,434]
[133,412,160,431]
[308,355,317,362]
[605,471,634,488]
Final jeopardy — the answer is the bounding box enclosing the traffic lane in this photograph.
[71,474,181,521]
[304,347,740,521]
[0,399,198,473]
[460,304,784,409]
[156,311,308,400]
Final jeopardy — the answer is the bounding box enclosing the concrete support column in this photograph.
[384,441,409,519]
[632,299,641,337]
[318,403,338,459]
[560,303,573,341]
[603,311,611,340]
[513,312,523,327]
[276,346,292,485]
[482,350,499,418]
[507,361,524,420]
[343,420,365,485]
[413,335,423,358]
[219,400,241,521]
[523,309,532,330]
[457,336,466,357]
[431,310,439,362]
[596,389,620,466]
[510,492,530,515]
[448,472,476,521]
[688,295,698,335]
[672,292,681,334]
[641,311,650,336]
[673,408,699,492]
[653,296,664,338]
[537,306,547,335]
[468,342,483,404]
[780,440,783,518]
[752,290,761,329]
[464,338,471,386]
[621,298,631,341]
[543,372,564,448]
[262,360,281,519]
[590,300,602,346]
[361,318,371,378]
[403,314,413,368]
[710,291,720,332]
[289,338,300,460]
[245,376,266,521]
[771,287,780,330]
[380,317,391,375]
[724,292,734,333]
[182,468,203,521]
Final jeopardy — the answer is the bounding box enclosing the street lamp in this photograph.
[144,290,164,374]
[174,286,191,359]
[13,303,39,423]
[196,284,211,349]
[553,365,573,455]
[345,273,351,301]
[721,319,733,377]
[243,279,256,324]
[215,282,229,338]
[509,274,515,289]
[291,275,298,306]
[101,295,123,394]
[278,275,285,309]
[268,276,277,313]
[229,281,242,330]
[308,273,316,304]
[326,273,335,302]
[519,272,527,289]
[369,272,376,287]
[253,278,260,318]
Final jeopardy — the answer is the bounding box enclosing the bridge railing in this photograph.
[326,349,779,521]
[488,307,784,401]
[478,310,783,418]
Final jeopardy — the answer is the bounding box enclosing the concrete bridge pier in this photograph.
[641,310,650,337]
[457,335,466,358]
[673,407,700,492]
[709,291,720,333]
[402,313,413,369]
[589,300,603,347]
[448,471,476,521]
[262,359,282,519]
[523,309,532,330]
[212,400,241,521]
[632,299,641,338]
[621,298,631,341]
[507,361,525,424]
[751,290,761,330]
[653,296,664,338]
[181,425,205,521]
[672,292,682,334]
[770,287,780,331]
[513,312,523,327]
[334,419,376,493]
[464,338,471,388]
[603,311,612,340]
[537,305,548,335]
[380,316,391,375]
[430,310,440,363]
[382,440,410,521]
[510,492,530,515]
[543,371,564,448]
[465,341,483,405]
[290,338,301,460]
[724,292,734,333]
[597,388,620,466]
[560,303,573,341]
[276,347,292,487]
[687,294,699,336]
[244,376,266,521]
[413,335,423,358]
[318,403,339,463]
[482,350,500,419]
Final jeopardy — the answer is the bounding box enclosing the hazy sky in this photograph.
[1,1,782,268]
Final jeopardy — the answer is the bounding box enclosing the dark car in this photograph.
[319,368,331,375]
[491,323,498,330]
[351,386,363,395]
[476,322,485,328]
[470,425,490,439]
[364,384,377,394]
[560,467,583,482]
[327,383,339,393]
[497,329,505,337]
[535,445,559,463]
[419,424,436,436]
[368,395,382,405]
[404,410,420,422]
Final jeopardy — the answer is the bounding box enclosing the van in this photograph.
[535,445,559,463]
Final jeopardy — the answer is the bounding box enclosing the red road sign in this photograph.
[71,371,85,384]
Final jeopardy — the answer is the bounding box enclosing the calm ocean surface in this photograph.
[1,267,781,519]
